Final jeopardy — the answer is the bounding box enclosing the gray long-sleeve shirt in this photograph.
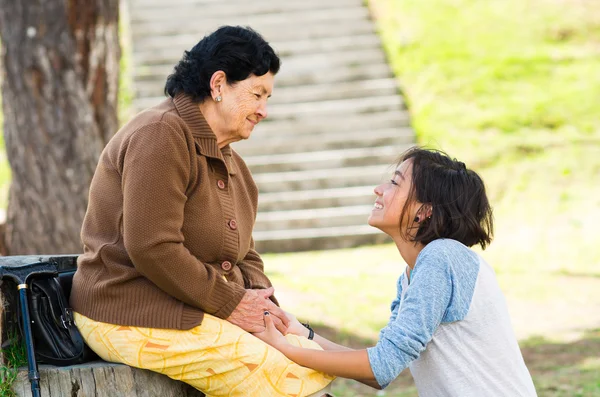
[367,239,537,396]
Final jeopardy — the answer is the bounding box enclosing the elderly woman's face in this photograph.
[220,72,274,142]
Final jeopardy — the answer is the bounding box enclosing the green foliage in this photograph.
[0,333,26,397]
[0,93,10,212]
[376,0,600,145]
[372,0,600,277]
[118,4,134,126]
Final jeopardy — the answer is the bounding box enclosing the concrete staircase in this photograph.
[126,0,415,252]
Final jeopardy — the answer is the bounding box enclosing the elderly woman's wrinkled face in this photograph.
[219,72,274,142]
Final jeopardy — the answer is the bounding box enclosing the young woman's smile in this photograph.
[368,160,415,237]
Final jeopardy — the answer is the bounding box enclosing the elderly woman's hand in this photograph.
[227,287,289,333]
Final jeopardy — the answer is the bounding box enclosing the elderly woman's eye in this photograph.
[254,93,261,99]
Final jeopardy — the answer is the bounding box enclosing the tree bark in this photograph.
[0,0,120,254]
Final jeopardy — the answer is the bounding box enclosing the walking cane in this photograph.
[0,261,58,397]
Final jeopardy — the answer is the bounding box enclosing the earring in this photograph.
[215,96,222,102]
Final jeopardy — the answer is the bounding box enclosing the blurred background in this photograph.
[1,0,599,395]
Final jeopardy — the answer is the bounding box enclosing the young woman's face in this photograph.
[369,160,420,238]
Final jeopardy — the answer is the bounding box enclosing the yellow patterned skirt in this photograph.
[74,312,334,397]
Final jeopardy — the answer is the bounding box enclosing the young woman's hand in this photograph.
[254,312,290,350]
[283,311,309,337]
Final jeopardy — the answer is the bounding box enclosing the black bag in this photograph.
[25,276,92,366]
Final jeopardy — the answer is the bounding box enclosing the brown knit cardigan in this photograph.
[70,94,273,330]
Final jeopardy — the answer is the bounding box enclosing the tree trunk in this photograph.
[0,0,120,254]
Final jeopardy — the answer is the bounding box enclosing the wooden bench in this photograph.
[0,255,204,396]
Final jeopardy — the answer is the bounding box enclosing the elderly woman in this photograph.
[70,26,333,397]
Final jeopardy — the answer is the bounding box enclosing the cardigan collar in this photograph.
[172,93,236,175]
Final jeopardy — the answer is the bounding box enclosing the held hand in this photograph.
[254,286,290,334]
[254,312,289,350]
[283,311,309,337]
[264,299,290,334]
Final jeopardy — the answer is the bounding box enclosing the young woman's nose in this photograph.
[374,184,384,196]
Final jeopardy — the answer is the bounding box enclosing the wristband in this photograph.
[301,322,314,340]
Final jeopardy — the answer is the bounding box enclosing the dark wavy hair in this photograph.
[164,26,281,102]
[398,147,494,249]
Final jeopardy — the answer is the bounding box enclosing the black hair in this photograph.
[398,147,494,249]
[164,26,280,102]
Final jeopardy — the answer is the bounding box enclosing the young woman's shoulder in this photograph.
[413,239,481,322]
[417,239,479,271]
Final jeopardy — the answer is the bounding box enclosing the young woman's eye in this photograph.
[390,179,399,186]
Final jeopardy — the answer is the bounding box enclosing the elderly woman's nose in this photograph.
[256,102,268,120]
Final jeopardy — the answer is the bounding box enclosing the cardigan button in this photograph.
[221,261,232,271]
[217,180,226,189]
[228,219,238,230]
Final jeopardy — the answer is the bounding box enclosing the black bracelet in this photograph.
[301,322,314,340]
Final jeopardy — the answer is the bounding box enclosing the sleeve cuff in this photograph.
[213,282,246,319]
[367,346,391,389]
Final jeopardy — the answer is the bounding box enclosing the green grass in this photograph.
[0,334,26,397]
[368,0,600,277]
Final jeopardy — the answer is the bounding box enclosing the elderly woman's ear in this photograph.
[209,70,227,102]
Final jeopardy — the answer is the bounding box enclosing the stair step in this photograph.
[257,185,375,212]
[127,101,410,137]
[131,34,380,58]
[272,78,398,104]
[244,144,411,173]
[275,34,382,57]
[268,95,403,118]
[234,127,414,156]
[131,13,373,41]
[134,93,402,121]
[130,0,362,11]
[255,205,372,231]
[134,78,397,104]
[279,48,386,72]
[133,47,386,77]
[253,165,393,193]
[132,62,392,103]
[253,225,391,253]
[131,3,366,23]
[256,111,410,135]
[131,7,368,26]
[132,19,376,47]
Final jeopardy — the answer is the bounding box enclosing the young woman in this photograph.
[256,147,538,397]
